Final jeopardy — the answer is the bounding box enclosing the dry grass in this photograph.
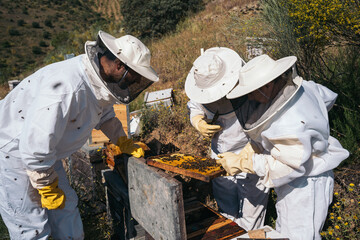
[0,84,9,100]
[136,0,266,158]
[147,0,263,92]
[91,0,122,21]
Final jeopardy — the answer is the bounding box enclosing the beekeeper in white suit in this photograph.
[185,47,270,231]
[218,54,349,239]
[0,31,158,239]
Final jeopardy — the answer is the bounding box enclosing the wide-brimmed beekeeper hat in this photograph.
[185,47,245,104]
[98,30,159,82]
[227,54,297,99]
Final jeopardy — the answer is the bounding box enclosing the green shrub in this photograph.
[120,0,204,39]
[22,7,28,14]
[43,31,51,39]
[0,66,12,85]
[286,0,360,48]
[261,0,360,79]
[51,31,70,48]
[32,46,43,54]
[0,59,7,68]
[44,19,53,28]
[1,41,11,48]
[0,217,9,240]
[325,47,360,167]
[39,41,48,47]
[261,0,307,74]
[139,104,161,139]
[8,27,20,36]
[32,22,40,28]
[17,19,25,26]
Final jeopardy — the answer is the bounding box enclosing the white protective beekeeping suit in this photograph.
[185,47,270,231]
[0,31,158,239]
[188,100,270,230]
[226,55,349,239]
[0,54,114,239]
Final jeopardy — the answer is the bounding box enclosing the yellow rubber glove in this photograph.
[191,115,222,138]
[116,136,145,158]
[37,178,66,210]
[217,142,260,175]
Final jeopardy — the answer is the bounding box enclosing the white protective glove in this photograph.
[217,142,260,175]
[191,115,222,138]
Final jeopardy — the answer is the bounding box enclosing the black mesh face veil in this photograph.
[203,95,247,115]
[95,35,154,104]
[106,75,153,104]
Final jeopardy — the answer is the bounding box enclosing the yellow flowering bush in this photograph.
[321,183,360,239]
[287,0,360,46]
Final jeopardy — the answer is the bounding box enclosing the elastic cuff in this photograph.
[26,166,58,189]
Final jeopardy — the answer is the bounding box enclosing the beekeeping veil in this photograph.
[85,31,159,104]
[227,54,302,132]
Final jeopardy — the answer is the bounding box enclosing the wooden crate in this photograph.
[89,104,129,147]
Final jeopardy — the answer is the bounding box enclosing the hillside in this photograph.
[92,0,122,20]
[0,0,121,84]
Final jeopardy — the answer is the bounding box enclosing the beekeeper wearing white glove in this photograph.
[219,54,349,239]
[185,47,270,231]
[0,31,158,239]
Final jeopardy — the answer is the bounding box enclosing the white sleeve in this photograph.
[305,80,338,111]
[187,100,206,126]
[97,105,127,143]
[253,135,309,188]
[94,105,116,129]
[19,92,72,172]
[19,89,74,187]
[99,117,127,143]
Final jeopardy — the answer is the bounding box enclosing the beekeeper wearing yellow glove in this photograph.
[0,30,158,239]
[185,47,270,231]
[27,168,66,210]
[222,54,349,239]
[116,136,145,158]
[191,115,222,138]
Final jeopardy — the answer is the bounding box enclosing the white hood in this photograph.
[83,41,119,107]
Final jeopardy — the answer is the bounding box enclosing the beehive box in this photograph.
[129,157,245,240]
[89,104,129,147]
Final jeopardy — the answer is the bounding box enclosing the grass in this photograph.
[147,0,263,92]
[0,218,9,239]
[0,84,8,100]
